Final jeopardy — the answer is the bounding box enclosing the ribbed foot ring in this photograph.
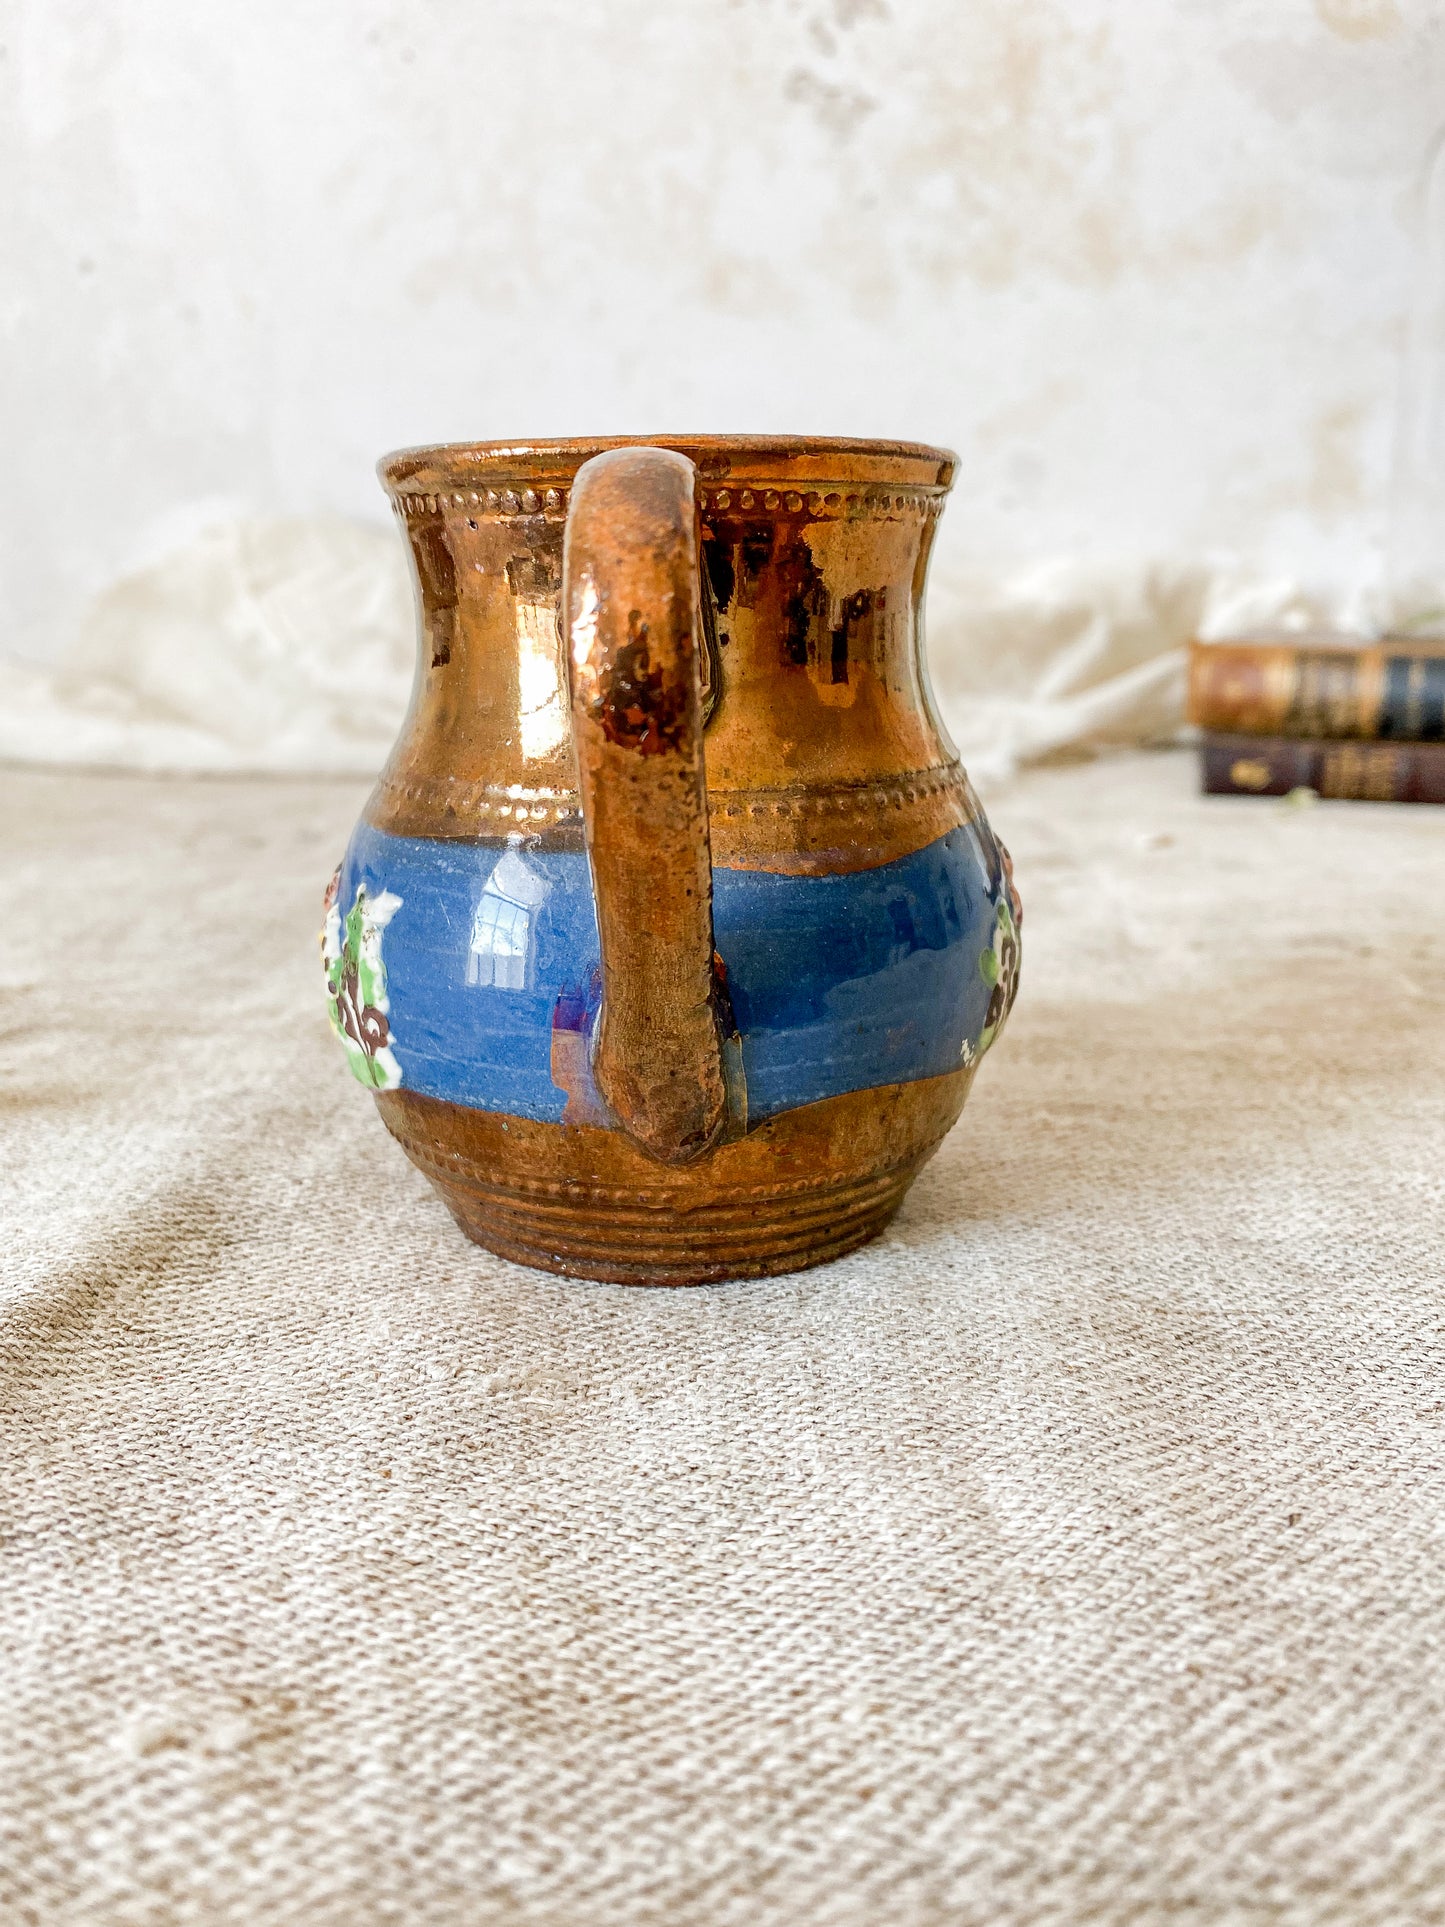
[439,1170,913,1286]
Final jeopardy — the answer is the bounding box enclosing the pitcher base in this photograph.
[376,1068,975,1287]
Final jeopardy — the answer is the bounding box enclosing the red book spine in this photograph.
[1201,734,1445,803]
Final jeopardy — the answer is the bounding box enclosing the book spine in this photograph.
[1187,641,1445,739]
[1201,734,1445,803]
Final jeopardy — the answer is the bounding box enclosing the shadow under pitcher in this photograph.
[322,436,1021,1285]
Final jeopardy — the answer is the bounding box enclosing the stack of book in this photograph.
[1188,635,1445,803]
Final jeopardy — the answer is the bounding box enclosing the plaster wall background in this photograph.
[1,0,1442,770]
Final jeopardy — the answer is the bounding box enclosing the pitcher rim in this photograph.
[380,434,956,496]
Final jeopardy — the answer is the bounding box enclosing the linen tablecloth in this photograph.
[4,751,1444,1925]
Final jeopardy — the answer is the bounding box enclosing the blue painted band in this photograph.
[334,818,1016,1126]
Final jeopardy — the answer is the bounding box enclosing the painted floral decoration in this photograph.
[322,868,403,1090]
[978,843,1022,1056]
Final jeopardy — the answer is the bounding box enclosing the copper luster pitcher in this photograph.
[322,437,1020,1284]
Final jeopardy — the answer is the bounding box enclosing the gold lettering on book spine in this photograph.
[1288,653,1364,737]
[1320,743,1399,801]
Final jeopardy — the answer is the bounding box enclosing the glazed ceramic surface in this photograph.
[324,436,1020,1284]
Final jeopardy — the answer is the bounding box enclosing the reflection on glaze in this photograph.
[515,596,570,761]
[467,847,551,990]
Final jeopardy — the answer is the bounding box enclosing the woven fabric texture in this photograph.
[3,753,1444,1926]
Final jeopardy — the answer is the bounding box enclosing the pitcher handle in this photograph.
[563,448,728,1164]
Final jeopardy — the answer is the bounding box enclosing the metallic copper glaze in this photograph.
[377,1067,975,1287]
[369,436,968,873]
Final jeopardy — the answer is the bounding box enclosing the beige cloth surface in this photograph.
[3,750,1444,1926]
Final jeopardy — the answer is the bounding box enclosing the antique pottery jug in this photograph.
[323,437,1020,1285]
